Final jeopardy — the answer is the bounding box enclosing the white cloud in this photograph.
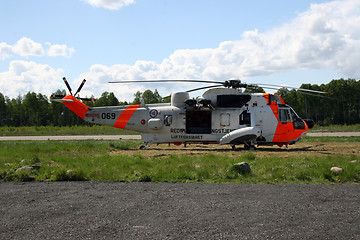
[75,63,147,101]
[83,0,135,10]
[74,0,360,100]
[0,37,75,59]
[47,43,75,58]
[0,42,13,60]
[2,0,359,101]
[13,37,45,57]
[0,60,64,98]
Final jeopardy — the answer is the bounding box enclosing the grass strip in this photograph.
[0,139,359,184]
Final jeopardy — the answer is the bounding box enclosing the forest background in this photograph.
[0,78,359,127]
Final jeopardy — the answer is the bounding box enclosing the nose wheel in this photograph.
[231,143,256,151]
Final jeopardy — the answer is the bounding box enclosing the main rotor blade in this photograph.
[63,77,72,95]
[186,85,224,93]
[292,87,327,94]
[161,84,224,99]
[294,91,333,99]
[251,86,280,91]
[109,79,328,95]
[250,83,327,94]
[109,79,225,85]
[74,79,86,97]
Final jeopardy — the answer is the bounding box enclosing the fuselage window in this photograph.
[239,111,251,126]
[164,115,172,126]
[220,113,230,127]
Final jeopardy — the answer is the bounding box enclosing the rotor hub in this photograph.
[224,79,247,89]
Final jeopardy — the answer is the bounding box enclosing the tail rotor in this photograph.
[74,79,86,97]
[63,77,73,96]
[51,77,96,102]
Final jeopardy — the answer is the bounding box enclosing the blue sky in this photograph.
[1,0,359,101]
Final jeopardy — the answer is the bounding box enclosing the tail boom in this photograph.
[61,95,90,119]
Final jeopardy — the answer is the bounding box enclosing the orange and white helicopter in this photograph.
[53,78,325,150]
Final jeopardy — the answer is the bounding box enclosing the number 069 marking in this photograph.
[101,113,116,119]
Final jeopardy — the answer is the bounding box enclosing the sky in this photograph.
[0,0,359,101]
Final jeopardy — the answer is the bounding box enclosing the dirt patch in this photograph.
[110,141,360,158]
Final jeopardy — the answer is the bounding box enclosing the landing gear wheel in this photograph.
[139,143,150,150]
[248,145,256,151]
[244,143,256,151]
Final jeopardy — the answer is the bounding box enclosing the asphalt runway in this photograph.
[0,182,359,239]
[0,132,359,141]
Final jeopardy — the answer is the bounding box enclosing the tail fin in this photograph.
[61,95,90,119]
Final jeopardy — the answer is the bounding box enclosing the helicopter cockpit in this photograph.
[278,105,306,129]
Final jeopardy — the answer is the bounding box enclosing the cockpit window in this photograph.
[279,108,291,122]
[289,107,306,129]
[278,105,305,129]
[289,108,299,120]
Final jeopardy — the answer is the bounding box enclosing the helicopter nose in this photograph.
[304,119,315,129]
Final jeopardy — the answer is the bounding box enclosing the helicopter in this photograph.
[52,77,326,150]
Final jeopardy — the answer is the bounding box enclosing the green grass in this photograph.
[0,125,137,136]
[303,136,360,142]
[0,139,359,184]
[310,124,360,132]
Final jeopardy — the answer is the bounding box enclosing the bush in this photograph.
[138,174,152,182]
[53,169,88,181]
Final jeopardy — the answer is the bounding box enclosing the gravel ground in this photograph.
[0,182,359,239]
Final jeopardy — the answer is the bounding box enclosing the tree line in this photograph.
[277,78,360,126]
[0,78,359,127]
[0,89,165,127]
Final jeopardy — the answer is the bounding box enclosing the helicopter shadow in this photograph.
[247,144,330,154]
